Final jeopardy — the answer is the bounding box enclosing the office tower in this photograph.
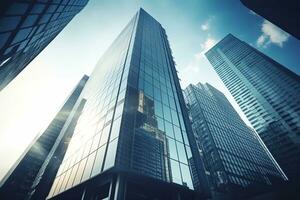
[47,9,209,200]
[183,83,287,198]
[240,0,300,40]
[0,75,88,200]
[0,0,89,91]
[205,34,300,181]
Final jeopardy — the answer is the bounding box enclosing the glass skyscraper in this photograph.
[0,0,89,91]
[184,82,287,198]
[205,34,300,181]
[0,75,88,200]
[47,9,209,200]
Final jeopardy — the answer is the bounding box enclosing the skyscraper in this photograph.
[0,75,88,200]
[47,9,209,200]
[0,0,89,91]
[240,0,300,40]
[184,83,287,198]
[205,34,300,181]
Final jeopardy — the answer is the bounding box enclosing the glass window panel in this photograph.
[60,169,71,192]
[153,78,160,88]
[30,3,46,14]
[52,175,61,196]
[163,105,172,122]
[114,102,124,118]
[6,3,29,15]
[109,117,121,141]
[171,109,180,126]
[138,73,144,90]
[81,152,96,182]
[39,13,52,24]
[154,100,163,118]
[82,139,92,158]
[153,70,159,80]
[21,15,39,28]
[157,117,164,131]
[173,125,183,142]
[145,66,152,76]
[178,114,186,132]
[182,130,189,145]
[169,97,176,110]
[170,160,182,184]
[0,33,11,49]
[145,72,152,83]
[91,145,106,177]
[103,139,118,170]
[0,16,21,32]
[162,93,169,105]
[185,145,192,159]
[176,142,188,164]
[168,138,178,160]
[90,133,101,152]
[55,173,65,194]
[73,158,86,186]
[144,81,153,97]
[153,86,161,101]
[12,27,32,44]
[99,125,110,147]
[106,109,114,121]
[180,164,193,189]
[75,147,83,163]
[66,164,79,189]
[165,121,174,138]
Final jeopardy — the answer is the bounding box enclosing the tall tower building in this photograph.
[205,34,300,181]
[0,75,88,200]
[184,83,287,198]
[0,0,89,91]
[47,9,209,200]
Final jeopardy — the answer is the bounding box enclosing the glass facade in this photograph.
[48,9,203,199]
[0,75,88,200]
[205,34,300,180]
[184,83,287,197]
[0,0,89,90]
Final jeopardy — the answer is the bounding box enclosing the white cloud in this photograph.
[201,16,214,31]
[201,37,217,53]
[201,23,209,31]
[180,36,217,87]
[257,20,290,48]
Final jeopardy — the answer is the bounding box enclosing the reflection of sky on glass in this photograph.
[0,0,299,180]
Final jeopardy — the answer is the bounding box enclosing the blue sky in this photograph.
[0,0,299,180]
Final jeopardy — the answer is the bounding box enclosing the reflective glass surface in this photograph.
[205,34,300,180]
[184,83,287,191]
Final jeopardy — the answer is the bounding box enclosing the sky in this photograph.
[0,0,300,181]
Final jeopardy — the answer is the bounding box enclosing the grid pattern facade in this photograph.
[48,9,197,199]
[0,75,88,200]
[132,11,193,187]
[0,0,89,90]
[205,34,300,180]
[184,83,286,194]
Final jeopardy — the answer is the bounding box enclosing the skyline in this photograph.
[0,0,300,182]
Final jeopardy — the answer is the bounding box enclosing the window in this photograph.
[103,138,118,170]
[168,138,178,160]
[91,146,105,177]
[170,160,182,184]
